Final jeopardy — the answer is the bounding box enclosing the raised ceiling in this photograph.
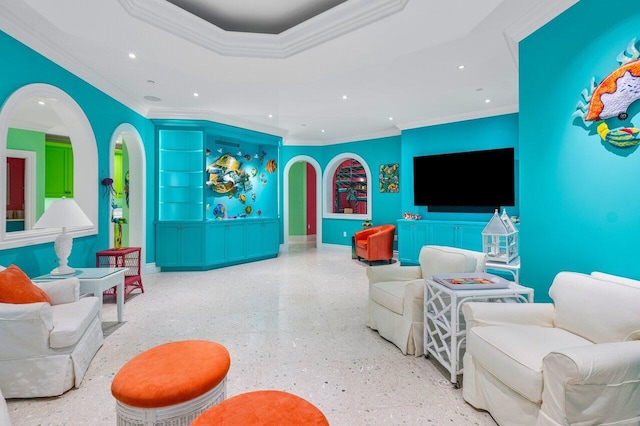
[0,0,578,145]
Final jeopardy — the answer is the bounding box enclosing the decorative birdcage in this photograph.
[482,209,518,263]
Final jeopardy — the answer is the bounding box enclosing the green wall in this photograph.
[288,161,307,236]
[519,0,640,300]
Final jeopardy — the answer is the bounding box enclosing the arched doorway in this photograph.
[283,156,322,251]
[109,124,146,264]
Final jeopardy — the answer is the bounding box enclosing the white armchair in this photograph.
[462,271,640,426]
[366,245,487,356]
[0,276,104,398]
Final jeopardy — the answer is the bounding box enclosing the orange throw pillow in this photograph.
[0,265,51,304]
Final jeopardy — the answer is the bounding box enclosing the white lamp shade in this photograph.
[34,197,93,230]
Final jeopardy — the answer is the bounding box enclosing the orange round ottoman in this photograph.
[191,390,329,426]
[111,340,230,426]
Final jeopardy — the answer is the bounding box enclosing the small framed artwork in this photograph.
[379,164,399,192]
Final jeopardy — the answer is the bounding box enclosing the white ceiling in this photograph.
[0,0,577,145]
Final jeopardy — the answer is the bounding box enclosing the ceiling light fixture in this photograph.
[321,129,325,133]
[485,99,491,103]
[342,95,348,100]
[193,92,199,97]
[389,117,393,121]
[458,65,465,70]
[128,53,136,59]
[38,101,45,106]
[268,114,273,118]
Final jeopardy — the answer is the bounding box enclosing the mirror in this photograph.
[0,83,98,250]
[323,153,371,220]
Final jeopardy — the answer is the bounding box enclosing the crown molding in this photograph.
[396,104,519,131]
[117,0,408,59]
[284,126,401,146]
[146,108,289,138]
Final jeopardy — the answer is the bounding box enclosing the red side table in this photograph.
[96,247,144,301]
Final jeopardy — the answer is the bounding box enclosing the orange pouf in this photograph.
[191,390,329,426]
[111,340,230,426]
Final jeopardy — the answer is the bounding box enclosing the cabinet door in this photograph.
[156,223,204,267]
[398,220,427,265]
[205,223,227,266]
[429,223,457,247]
[45,143,73,198]
[224,221,246,262]
[246,220,279,258]
[456,223,484,251]
[156,224,181,267]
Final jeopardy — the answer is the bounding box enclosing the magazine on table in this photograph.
[432,272,510,290]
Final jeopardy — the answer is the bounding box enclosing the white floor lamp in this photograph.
[34,197,94,275]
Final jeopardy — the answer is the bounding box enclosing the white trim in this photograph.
[323,153,371,221]
[283,155,323,251]
[0,84,98,250]
[109,124,147,262]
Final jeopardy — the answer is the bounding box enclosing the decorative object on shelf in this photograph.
[574,37,640,148]
[362,220,373,229]
[101,177,115,198]
[379,164,399,192]
[123,171,130,207]
[482,209,519,263]
[111,204,126,249]
[33,197,94,275]
[402,212,421,220]
[212,203,226,219]
[266,159,277,173]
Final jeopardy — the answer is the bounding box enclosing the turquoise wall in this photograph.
[281,135,402,246]
[401,113,519,222]
[520,0,640,301]
[0,30,156,276]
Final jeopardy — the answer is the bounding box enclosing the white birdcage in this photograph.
[482,209,518,263]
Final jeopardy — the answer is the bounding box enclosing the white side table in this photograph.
[423,277,533,386]
[33,267,127,323]
[485,256,521,284]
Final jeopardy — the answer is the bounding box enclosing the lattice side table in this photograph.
[96,247,143,301]
[423,278,533,386]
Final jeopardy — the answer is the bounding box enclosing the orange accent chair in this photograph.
[354,224,395,265]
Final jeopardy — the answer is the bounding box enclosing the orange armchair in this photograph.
[354,225,395,265]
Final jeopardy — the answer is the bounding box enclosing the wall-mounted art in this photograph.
[574,37,640,148]
[379,164,399,192]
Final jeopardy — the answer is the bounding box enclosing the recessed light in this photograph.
[389,117,393,121]
[458,65,465,70]
[38,101,45,106]
[321,129,325,133]
[485,99,491,103]
[193,92,199,97]
[128,53,136,59]
[144,95,161,102]
[268,114,273,118]
[342,95,348,100]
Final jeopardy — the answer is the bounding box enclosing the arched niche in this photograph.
[323,153,371,221]
[0,83,98,249]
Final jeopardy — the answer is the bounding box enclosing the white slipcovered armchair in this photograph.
[0,276,104,398]
[366,245,487,356]
[462,271,640,426]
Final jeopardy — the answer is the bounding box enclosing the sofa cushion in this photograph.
[468,324,593,403]
[0,265,52,305]
[49,296,101,348]
[550,272,640,343]
[370,280,409,315]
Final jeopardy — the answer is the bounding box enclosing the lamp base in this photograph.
[50,265,76,276]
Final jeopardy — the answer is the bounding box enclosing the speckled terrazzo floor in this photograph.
[5,242,496,426]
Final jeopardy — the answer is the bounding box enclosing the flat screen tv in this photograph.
[413,148,515,212]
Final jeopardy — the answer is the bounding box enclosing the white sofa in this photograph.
[462,271,640,426]
[366,245,487,356]
[0,277,104,398]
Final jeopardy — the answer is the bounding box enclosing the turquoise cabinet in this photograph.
[398,219,485,265]
[157,219,279,271]
[155,223,205,268]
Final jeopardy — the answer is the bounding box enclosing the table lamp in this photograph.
[34,197,94,275]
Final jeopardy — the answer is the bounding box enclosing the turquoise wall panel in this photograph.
[519,0,640,301]
[0,30,156,273]
[400,114,519,222]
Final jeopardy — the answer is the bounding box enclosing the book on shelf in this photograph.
[432,272,510,290]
